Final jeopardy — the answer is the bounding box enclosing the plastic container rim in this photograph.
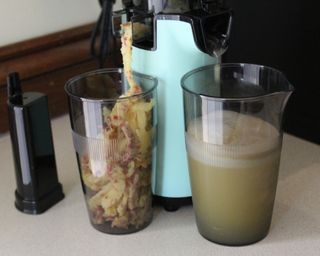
[181,63,294,102]
[65,68,158,103]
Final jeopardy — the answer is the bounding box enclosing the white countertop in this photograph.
[1,115,320,256]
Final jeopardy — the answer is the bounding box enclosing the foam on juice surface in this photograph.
[186,111,280,169]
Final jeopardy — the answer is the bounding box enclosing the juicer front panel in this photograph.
[132,18,219,197]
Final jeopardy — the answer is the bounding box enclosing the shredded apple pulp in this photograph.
[80,22,154,231]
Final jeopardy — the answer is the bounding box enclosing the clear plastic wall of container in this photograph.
[181,63,293,245]
[65,69,158,234]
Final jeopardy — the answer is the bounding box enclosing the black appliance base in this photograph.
[15,183,64,214]
[153,195,192,212]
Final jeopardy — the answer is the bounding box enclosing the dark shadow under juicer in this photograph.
[7,72,64,214]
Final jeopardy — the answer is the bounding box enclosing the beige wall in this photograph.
[0,0,122,47]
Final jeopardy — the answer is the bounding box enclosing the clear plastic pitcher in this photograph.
[65,69,157,234]
[181,63,293,245]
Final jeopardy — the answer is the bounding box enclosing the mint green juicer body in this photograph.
[130,9,231,210]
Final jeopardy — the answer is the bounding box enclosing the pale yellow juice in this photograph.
[186,111,281,245]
